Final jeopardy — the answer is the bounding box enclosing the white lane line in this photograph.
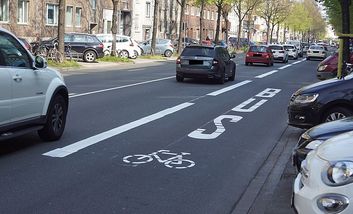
[291,61,302,65]
[207,80,252,96]
[69,76,174,98]
[255,70,278,79]
[301,58,306,62]
[68,93,77,96]
[128,68,145,71]
[43,102,195,158]
[278,64,292,70]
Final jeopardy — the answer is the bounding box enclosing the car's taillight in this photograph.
[265,54,269,58]
[212,59,219,65]
[99,43,104,49]
[246,53,251,57]
[176,57,181,64]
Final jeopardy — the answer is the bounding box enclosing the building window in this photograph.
[146,2,151,18]
[66,6,73,27]
[90,0,96,9]
[75,7,81,27]
[17,0,29,24]
[185,5,189,15]
[0,0,9,22]
[47,4,59,25]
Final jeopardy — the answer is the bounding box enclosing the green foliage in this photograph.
[138,55,166,60]
[98,56,132,63]
[47,60,80,68]
[323,0,353,33]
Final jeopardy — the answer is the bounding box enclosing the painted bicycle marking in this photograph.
[123,150,195,169]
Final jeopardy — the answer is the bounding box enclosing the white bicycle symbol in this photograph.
[123,150,195,169]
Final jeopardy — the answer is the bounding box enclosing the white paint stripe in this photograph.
[301,58,306,62]
[68,93,76,96]
[255,70,278,79]
[43,102,194,158]
[278,65,292,70]
[69,76,174,98]
[207,80,252,96]
[291,61,302,65]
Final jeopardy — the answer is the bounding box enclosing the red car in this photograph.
[317,52,353,80]
[245,45,274,66]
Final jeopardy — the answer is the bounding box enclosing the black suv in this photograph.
[288,74,353,129]
[176,45,236,84]
[39,33,104,62]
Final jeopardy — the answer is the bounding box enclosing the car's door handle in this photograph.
[13,75,22,82]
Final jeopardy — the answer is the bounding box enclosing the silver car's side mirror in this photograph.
[34,56,47,69]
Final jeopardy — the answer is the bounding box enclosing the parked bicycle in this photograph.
[123,150,195,169]
[47,41,63,63]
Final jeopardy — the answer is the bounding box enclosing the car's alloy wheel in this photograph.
[323,107,353,122]
[84,50,97,62]
[130,50,138,59]
[164,50,173,57]
[119,50,129,58]
[38,95,67,141]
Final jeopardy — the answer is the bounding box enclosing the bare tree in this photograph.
[111,0,120,56]
[151,0,160,55]
[233,0,262,48]
[222,4,233,44]
[213,0,225,43]
[176,0,187,54]
[58,0,66,62]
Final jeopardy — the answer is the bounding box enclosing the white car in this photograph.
[307,45,327,60]
[268,44,288,63]
[96,34,141,59]
[293,131,353,214]
[0,28,68,141]
[283,44,299,59]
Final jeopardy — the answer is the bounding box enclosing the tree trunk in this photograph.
[111,0,119,56]
[57,0,66,62]
[199,1,204,43]
[270,23,275,44]
[266,20,270,44]
[237,18,242,49]
[215,5,222,43]
[276,24,280,43]
[151,0,159,55]
[177,0,186,54]
[164,0,168,38]
[225,17,229,44]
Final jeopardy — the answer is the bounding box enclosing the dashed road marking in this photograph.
[255,70,278,79]
[207,80,252,96]
[278,64,292,70]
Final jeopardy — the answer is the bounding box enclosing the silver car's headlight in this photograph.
[324,161,353,186]
[318,65,328,71]
[305,140,324,150]
[293,94,319,104]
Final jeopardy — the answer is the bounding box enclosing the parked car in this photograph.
[0,28,68,141]
[288,72,353,129]
[293,130,353,214]
[173,37,198,48]
[306,45,327,61]
[268,44,288,63]
[245,45,274,66]
[96,34,141,59]
[317,52,353,80]
[292,117,353,172]
[286,40,303,57]
[139,39,174,57]
[176,45,236,84]
[283,44,299,59]
[41,33,104,62]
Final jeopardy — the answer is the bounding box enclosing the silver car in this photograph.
[139,39,174,57]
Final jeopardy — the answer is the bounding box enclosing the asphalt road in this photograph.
[0,55,322,214]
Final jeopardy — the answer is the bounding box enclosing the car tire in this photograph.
[229,66,236,81]
[38,95,67,141]
[176,75,184,82]
[119,50,129,58]
[104,50,110,56]
[306,57,310,61]
[164,50,173,57]
[245,62,249,66]
[322,107,353,123]
[130,50,138,59]
[83,50,97,62]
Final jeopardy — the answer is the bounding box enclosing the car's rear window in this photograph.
[310,46,324,50]
[269,46,283,50]
[249,46,267,53]
[284,45,295,49]
[181,47,215,57]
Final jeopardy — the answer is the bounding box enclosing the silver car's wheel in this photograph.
[164,50,173,57]
[83,50,97,62]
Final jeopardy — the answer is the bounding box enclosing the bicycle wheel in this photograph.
[54,51,63,63]
[123,154,153,164]
[164,159,195,169]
